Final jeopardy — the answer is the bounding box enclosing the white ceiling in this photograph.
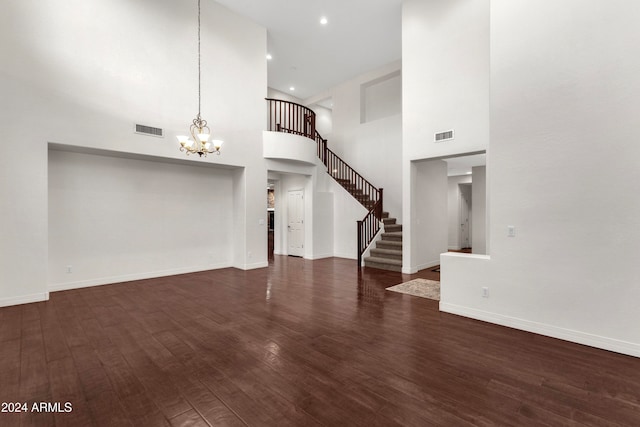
[215,0,402,99]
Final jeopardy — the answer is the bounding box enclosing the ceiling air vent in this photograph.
[134,124,164,138]
[434,130,454,142]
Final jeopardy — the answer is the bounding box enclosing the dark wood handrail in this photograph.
[357,196,383,267]
[320,142,384,267]
[266,98,316,139]
[267,98,384,266]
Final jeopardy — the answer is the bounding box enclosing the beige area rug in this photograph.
[386,278,440,301]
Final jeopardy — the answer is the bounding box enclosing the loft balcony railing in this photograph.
[266,98,316,139]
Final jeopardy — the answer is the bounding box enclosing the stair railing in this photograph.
[316,132,384,267]
[267,99,384,266]
[357,189,383,267]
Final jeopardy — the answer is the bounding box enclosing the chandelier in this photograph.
[177,0,223,157]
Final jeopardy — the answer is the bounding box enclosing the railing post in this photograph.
[323,139,328,167]
[357,220,363,267]
[378,188,383,219]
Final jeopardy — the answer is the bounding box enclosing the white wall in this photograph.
[267,87,303,104]
[441,0,640,357]
[405,160,448,273]
[0,0,267,306]
[313,192,334,259]
[361,71,402,123]
[48,150,234,290]
[331,180,369,260]
[313,105,333,139]
[402,0,489,274]
[471,166,486,254]
[402,0,489,162]
[447,175,473,250]
[263,131,317,165]
[317,61,403,220]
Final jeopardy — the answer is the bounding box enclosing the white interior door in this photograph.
[287,190,304,257]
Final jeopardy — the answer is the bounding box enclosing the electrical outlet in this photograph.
[508,226,515,237]
[67,265,73,274]
[482,287,489,298]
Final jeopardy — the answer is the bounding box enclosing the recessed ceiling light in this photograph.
[289,86,295,91]
[320,17,328,25]
[466,171,472,175]
[266,54,272,60]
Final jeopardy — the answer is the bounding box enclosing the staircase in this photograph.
[267,98,402,272]
[334,179,403,272]
[364,213,403,272]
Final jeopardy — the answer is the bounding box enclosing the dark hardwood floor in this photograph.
[1,256,639,426]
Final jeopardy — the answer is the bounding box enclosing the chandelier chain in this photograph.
[197,0,201,117]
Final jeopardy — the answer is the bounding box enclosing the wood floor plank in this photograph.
[20,317,50,403]
[121,349,192,420]
[86,391,134,427]
[0,338,21,401]
[0,305,22,343]
[47,357,95,427]
[168,409,209,427]
[171,377,245,427]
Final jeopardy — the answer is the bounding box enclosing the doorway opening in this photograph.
[459,183,472,251]
[443,152,487,255]
[267,181,275,261]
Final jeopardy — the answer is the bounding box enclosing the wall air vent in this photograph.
[134,124,164,138]
[434,130,454,142]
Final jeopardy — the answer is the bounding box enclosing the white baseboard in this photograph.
[48,263,232,292]
[439,303,640,358]
[307,253,333,260]
[333,252,357,260]
[0,292,49,308]
[237,261,269,270]
[403,259,439,274]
